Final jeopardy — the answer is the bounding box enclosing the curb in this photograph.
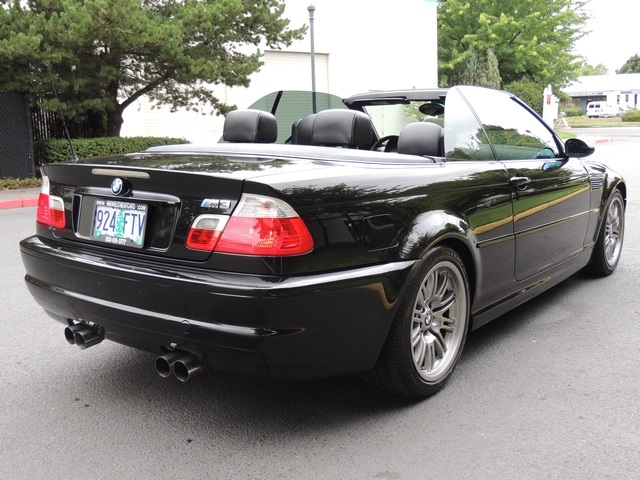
[0,197,39,210]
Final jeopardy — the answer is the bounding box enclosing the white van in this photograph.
[586,101,618,117]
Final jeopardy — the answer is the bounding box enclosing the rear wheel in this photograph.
[587,190,624,276]
[365,247,470,398]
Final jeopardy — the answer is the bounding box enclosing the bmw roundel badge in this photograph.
[111,178,124,196]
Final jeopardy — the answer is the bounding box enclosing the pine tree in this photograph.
[0,0,305,136]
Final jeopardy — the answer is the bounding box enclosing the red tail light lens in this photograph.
[214,194,314,256]
[36,176,66,229]
[216,216,313,255]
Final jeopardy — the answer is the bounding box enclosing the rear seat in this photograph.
[291,110,373,149]
[397,122,443,157]
[291,114,316,145]
[223,109,278,143]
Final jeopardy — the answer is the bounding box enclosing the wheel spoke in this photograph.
[411,325,422,348]
[429,328,446,357]
[412,334,426,368]
[422,336,435,371]
[433,271,449,306]
[433,290,455,316]
[440,316,455,333]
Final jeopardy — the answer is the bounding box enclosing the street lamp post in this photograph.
[307,4,317,113]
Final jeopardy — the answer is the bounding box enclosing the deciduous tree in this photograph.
[438,0,588,89]
[0,0,304,136]
[577,62,609,76]
[617,54,640,74]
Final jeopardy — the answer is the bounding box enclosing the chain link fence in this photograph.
[0,92,36,178]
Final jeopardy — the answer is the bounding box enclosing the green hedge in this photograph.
[34,136,190,165]
[621,109,640,122]
[562,107,584,117]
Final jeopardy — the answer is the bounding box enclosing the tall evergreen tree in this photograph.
[459,47,501,89]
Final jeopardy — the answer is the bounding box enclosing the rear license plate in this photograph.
[91,199,148,248]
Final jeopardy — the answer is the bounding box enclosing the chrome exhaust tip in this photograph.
[74,327,103,349]
[64,323,86,345]
[154,351,185,378]
[64,323,103,349]
[173,354,203,382]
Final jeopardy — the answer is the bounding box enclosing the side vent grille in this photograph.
[590,177,604,191]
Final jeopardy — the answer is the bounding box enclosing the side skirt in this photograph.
[470,249,592,330]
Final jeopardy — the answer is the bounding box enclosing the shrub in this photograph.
[562,107,584,117]
[621,109,640,122]
[504,79,544,115]
[34,136,190,165]
[0,177,42,190]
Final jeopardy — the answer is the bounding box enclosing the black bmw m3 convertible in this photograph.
[21,86,625,398]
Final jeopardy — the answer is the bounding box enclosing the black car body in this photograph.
[20,86,626,397]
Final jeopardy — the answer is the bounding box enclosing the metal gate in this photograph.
[0,92,36,178]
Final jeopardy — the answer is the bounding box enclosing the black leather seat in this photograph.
[310,110,373,149]
[397,122,444,157]
[291,114,316,145]
[223,109,278,143]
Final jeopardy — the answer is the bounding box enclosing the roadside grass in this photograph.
[566,116,640,127]
[556,131,576,139]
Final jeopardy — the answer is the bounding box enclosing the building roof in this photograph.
[564,73,640,96]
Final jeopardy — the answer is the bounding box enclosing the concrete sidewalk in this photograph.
[0,188,40,210]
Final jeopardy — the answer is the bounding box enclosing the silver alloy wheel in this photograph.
[410,260,468,383]
[604,195,624,268]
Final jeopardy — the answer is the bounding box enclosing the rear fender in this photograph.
[398,210,477,267]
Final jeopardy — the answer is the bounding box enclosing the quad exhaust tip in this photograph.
[155,351,203,382]
[64,323,103,349]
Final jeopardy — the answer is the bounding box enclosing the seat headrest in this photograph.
[223,109,278,143]
[311,109,373,149]
[397,122,443,157]
[291,114,316,145]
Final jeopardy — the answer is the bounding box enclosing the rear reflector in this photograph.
[214,194,313,256]
[186,215,229,251]
[36,176,66,229]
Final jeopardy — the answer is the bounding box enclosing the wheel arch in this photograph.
[397,210,478,324]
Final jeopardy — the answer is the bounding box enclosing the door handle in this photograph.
[509,176,531,187]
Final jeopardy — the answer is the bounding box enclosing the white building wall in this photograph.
[122,0,438,143]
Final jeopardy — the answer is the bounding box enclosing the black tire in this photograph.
[364,247,470,398]
[586,190,625,276]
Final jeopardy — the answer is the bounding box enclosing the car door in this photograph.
[457,86,591,281]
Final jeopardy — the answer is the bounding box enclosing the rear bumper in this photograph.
[20,236,414,380]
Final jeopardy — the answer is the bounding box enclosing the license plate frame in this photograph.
[91,199,148,248]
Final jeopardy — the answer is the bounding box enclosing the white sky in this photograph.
[573,0,640,73]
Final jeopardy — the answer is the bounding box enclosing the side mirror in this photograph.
[564,138,595,158]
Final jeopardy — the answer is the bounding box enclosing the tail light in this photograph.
[186,194,314,256]
[36,175,66,228]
